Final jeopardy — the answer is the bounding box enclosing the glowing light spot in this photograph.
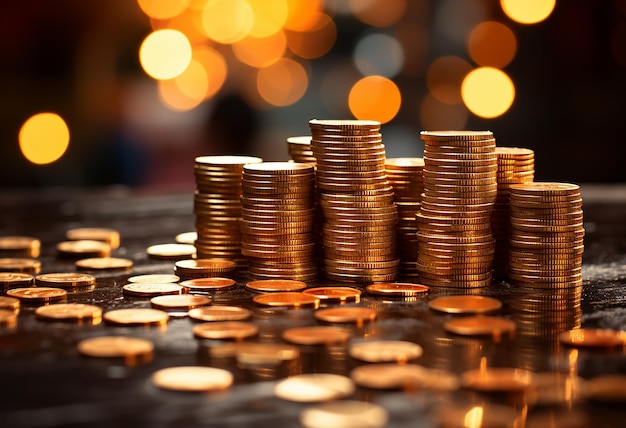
[426,56,472,105]
[284,0,323,31]
[348,75,401,124]
[464,406,484,428]
[158,77,203,112]
[350,0,407,28]
[139,29,192,80]
[462,67,515,118]
[201,0,254,44]
[256,58,308,106]
[500,0,556,25]
[248,0,288,38]
[354,33,404,78]
[150,8,207,45]
[233,31,287,68]
[192,46,228,99]
[419,93,468,130]
[175,59,209,104]
[468,21,517,68]
[137,0,190,20]
[19,113,70,165]
[286,13,336,59]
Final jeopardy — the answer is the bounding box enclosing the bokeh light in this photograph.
[461,67,515,118]
[138,0,190,20]
[353,33,404,78]
[192,46,228,99]
[257,58,308,106]
[247,0,288,38]
[284,0,324,31]
[232,31,287,68]
[420,93,469,131]
[468,21,517,68]
[350,0,407,28]
[19,113,70,165]
[201,0,254,44]
[139,29,192,80]
[348,75,401,124]
[426,56,472,105]
[500,0,556,25]
[158,59,208,111]
[285,13,336,59]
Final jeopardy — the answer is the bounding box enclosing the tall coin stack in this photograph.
[193,156,262,266]
[508,182,584,289]
[309,119,399,283]
[492,147,535,279]
[385,157,425,279]
[416,131,497,288]
[287,136,316,165]
[240,162,318,281]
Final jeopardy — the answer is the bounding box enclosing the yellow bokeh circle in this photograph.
[461,67,515,119]
[19,113,70,165]
[139,29,192,80]
[500,0,556,25]
[348,75,401,124]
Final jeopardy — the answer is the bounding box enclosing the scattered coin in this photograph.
[245,279,307,292]
[282,326,351,345]
[349,340,423,363]
[35,303,102,323]
[0,236,41,258]
[122,282,183,297]
[150,294,211,310]
[460,367,535,393]
[0,309,18,327]
[300,400,389,428]
[365,282,429,297]
[77,336,154,364]
[180,277,236,293]
[0,296,20,311]
[252,292,320,308]
[350,363,459,391]
[429,295,502,314]
[65,227,120,249]
[35,273,96,288]
[175,231,197,245]
[233,342,300,366]
[6,287,67,303]
[302,287,361,303]
[192,321,259,340]
[275,373,355,402]
[188,305,251,322]
[56,240,112,258]
[174,258,237,279]
[558,328,626,348]
[0,272,34,287]
[0,258,41,274]
[146,243,196,260]
[151,366,233,392]
[314,307,377,324]
[75,257,133,271]
[444,316,516,339]
[127,274,180,283]
[103,308,169,326]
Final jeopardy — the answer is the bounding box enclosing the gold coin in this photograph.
[127,274,180,283]
[150,294,211,310]
[146,243,196,260]
[0,236,41,257]
[365,282,429,297]
[35,273,96,288]
[428,295,502,314]
[0,309,18,327]
[253,292,320,308]
[66,227,120,249]
[123,282,183,297]
[460,367,534,392]
[300,400,389,428]
[558,328,626,348]
[274,373,355,402]
[192,321,258,339]
[245,279,307,292]
[444,316,516,338]
[180,277,236,292]
[350,363,459,391]
[302,287,361,303]
[282,326,351,345]
[77,336,154,363]
[349,340,422,363]
[103,308,169,326]
[509,182,580,196]
[188,305,251,322]
[152,366,233,392]
[75,257,133,271]
[56,240,112,258]
[314,307,377,324]
[585,375,626,402]
[0,258,41,274]
[0,272,34,287]
[0,295,20,311]
[233,342,300,365]
[35,303,102,323]
[175,258,237,275]
[310,118,380,129]
[6,287,67,303]
[175,231,197,244]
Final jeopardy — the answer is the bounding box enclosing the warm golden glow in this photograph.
[348,75,401,124]
[137,0,190,20]
[426,56,472,105]
[192,46,228,99]
[464,406,484,428]
[284,0,323,31]
[139,29,192,80]
[351,0,407,28]
[286,13,336,59]
[158,78,203,111]
[19,113,70,165]
[462,67,515,118]
[150,8,207,45]
[468,21,517,68]
[500,0,556,24]
[201,0,254,44]
[247,0,289,38]
[232,31,287,68]
[256,58,308,106]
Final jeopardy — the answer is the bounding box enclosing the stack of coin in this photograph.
[193,155,263,266]
[287,136,316,165]
[492,147,535,279]
[508,182,584,289]
[309,119,399,283]
[416,131,497,288]
[385,157,424,278]
[240,162,318,281]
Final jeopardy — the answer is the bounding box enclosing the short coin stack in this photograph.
[492,147,535,279]
[416,131,497,288]
[309,119,399,283]
[385,158,425,279]
[193,156,262,266]
[240,162,318,281]
[287,136,316,165]
[508,182,584,289]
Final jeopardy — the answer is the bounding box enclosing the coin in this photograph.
[349,363,459,391]
[302,287,361,302]
[175,231,197,244]
[151,366,233,392]
[122,282,183,297]
[150,294,211,310]
[460,367,534,392]
[34,273,96,288]
[146,243,196,260]
[274,373,355,402]
[558,328,626,348]
[188,305,251,322]
[0,295,20,311]
[77,336,154,363]
[75,257,133,271]
[314,307,377,324]
[192,321,259,339]
[0,309,18,327]
[0,236,41,257]
[233,342,300,365]
[35,303,102,323]
[103,308,169,326]
[174,258,237,278]
[300,400,389,428]
[65,227,120,249]
[365,282,430,297]
[428,295,502,314]
[0,258,41,274]
[0,272,34,287]
[127,274,180,283]
[245,279,307,292]
[180,277,236,293]
[56,240,112,258]
[349,340,422,363]
[444,316,516,338]
[253,292,320,308]
[6,287,67,303]
[282,326,351,345]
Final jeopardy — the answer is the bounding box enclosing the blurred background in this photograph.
[1,0,625,190]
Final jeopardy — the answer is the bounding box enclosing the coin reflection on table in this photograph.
[0,236,41,258]
[274,373,355,402]
[180,277,236,293]
[0,295,20,311]
[314,306,376,325]
[444,316,516,340]
[460,367,535,393]
[365,282,429,297]
[302,286,361,303]
[253,292,320,308]
[0,309,18,327]
[77,336,154,365]
[75,257,133,271]
[348,339,422,363]
[193,321,259,340]
[151,366,234,392]
[282,326,351,345]
[429,295,502,314]
[150,294,211,311]
[350,363,459,391]
[188,305,251,322]
[558,328,626,348]
[300,400,389,428]
[245,279,308,292]
[103,308,169,327]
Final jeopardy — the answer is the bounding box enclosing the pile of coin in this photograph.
[309,119,399,283]
[240,162,318,281]
[385,157,425,279]
[508,182,584,289]
[287,136,316,165]
[492,147,535,279]
[193,156,263,266]
[416,131,497,288]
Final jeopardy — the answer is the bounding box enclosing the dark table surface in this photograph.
[1,184,626,428]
